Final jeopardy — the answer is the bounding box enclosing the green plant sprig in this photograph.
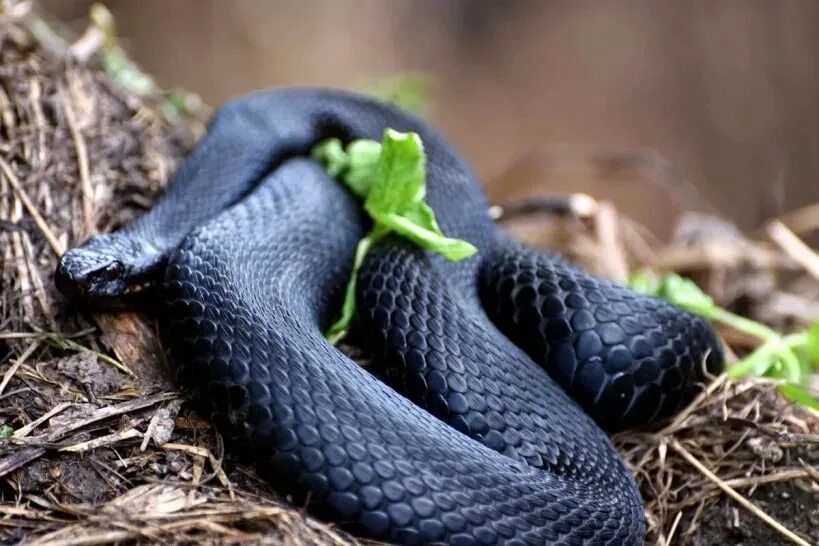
[629,270,819,409]
[0,425,12,440]
[313,129,477,344]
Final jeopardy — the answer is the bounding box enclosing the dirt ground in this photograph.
[1,4,817,545]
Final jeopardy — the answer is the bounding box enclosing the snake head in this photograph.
[55,233,163,306]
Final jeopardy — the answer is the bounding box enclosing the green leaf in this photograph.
[377,212,477,261]
[345,140,382,198]
[161,90,204,119]
[807,321,819,365]
[777,383,819,410]
[402,202,441,234]
[777,347,803,384]
[0,425,12,439]
[627,269,661,297]
[312,138,348,178]
[632,271,819,411]
[628,271,717,317]
[363,130,476,260]
[325,228,388,343]
[318,128,477,343]
[364,129,426,217]
[659,274,717,318]
[362,73,434,114]
[312,138,382,199]
[727,340,777,379]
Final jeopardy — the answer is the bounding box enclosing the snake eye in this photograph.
[102,261,125,280]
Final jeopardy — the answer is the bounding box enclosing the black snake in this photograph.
[56,88,723,545]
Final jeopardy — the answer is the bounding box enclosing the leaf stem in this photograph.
[709,307,780,342]
[325,225,389,344]
[727,331,807,380]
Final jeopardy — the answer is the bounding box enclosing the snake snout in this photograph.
[55,248,125,299]
[55,234,165,305]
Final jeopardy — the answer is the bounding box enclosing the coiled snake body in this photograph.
[56,89,722,545]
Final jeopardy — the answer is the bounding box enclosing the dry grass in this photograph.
[0,3,817,545]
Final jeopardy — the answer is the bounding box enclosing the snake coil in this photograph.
[56,88,722,545]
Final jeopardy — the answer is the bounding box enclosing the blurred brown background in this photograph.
[44,0,819,233]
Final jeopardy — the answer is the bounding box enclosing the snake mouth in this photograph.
[56,257,160,308]
[54,236,164,308]
[56,254,122,298]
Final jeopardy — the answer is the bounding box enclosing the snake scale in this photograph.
[56,88,723,545]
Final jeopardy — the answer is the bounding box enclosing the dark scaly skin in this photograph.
[55,88,723,545]
[480,242,722,431]
[55,88,471,303]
